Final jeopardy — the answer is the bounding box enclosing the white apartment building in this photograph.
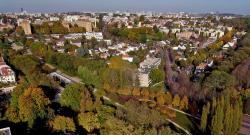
[138,57,161,87]
[64,15,79,22]
[49,17,60,21]
[84,32,103,41]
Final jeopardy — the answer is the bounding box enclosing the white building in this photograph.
[0,57,15,83]
[138,73,151,87]
[138,57,161,87]
[84,32,103,41]
[64,15,79,22]
[49,17,60,22]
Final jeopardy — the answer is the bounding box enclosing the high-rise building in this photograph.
[19,20,32,35]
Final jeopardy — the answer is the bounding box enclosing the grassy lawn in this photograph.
[174,111,202,134]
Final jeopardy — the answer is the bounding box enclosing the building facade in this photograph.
[0,57,16,83]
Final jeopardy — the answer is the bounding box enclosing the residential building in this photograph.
[0,57,16,83]
[19,20,32,35]
[84,32,103,41]
[138,57,161,87]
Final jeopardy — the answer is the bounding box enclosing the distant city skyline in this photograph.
[0,0,250,15]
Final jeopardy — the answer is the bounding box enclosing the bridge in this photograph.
[48,71,82,101]
[49,72,72,85]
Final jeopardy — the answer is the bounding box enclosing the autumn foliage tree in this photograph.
[19,86,51,127]
[49,115,75,132]
[78,112,100,133]
[5,85,52,127]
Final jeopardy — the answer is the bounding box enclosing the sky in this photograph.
[0,0,250,15]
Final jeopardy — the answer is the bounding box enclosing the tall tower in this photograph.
[21,8,24,12]
[20,20,32,35]
[94,17,97,28]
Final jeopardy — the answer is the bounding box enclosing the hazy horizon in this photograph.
[0,0,250,15]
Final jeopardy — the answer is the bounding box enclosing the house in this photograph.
[49,17,60,21]
[11,43,24,51]
[222,38,237,50]
[159,27,170,34]
[176,32,194,40]
[84,32,103,41]
[0,24,14,31]
[0,127,11,135]
[0,57,16,83]
[56,39,64,47]
[122,54,133,62]
[171,28,181,33]
[195,63,207,74]
[70,40,82,47]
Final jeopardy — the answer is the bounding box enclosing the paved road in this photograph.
[166,118,192,135]
[55,70,82,83]
[240,114,250,135]
[165,106,200,120]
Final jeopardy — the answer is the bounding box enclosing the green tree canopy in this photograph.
[149,68,165,85]
[203,70,235,93]
[59,84,91,112]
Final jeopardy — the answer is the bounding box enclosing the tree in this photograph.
[5,106,20,123]
[140,89,150,100]
[200,103,210,132]
[101,115,132,135]
[122,100,166,128]
[59,84,90,112]
[132,88,141,96]
[49,115,75,132]
[179,96,189,110]
[145,128,157,135]
[153,25,159,33]
[139,15,145,22]
[196,91,243,135]
[172,95,180,108]
[18,86,51,127]
[149,68,165,85]
[50,21,68,34]
[203,70,235,93]
[231,98,243,133]
[105,56,138,88]
[139,34,147,43]
[78,112,100,133]
[30,42,48,57]
[5,81,29,123]
[108,56,126,70]
[211,97,224,135]
[16,26,24,35]
[156,94,165,106]
[78,66,100,88]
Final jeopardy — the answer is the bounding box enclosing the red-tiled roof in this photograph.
[0,67,12,76]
